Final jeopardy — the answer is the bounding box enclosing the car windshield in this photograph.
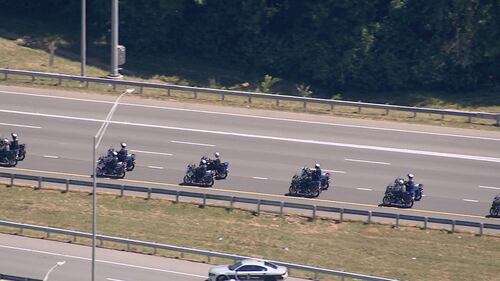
[228,261,242,271]
[264,262,278,269]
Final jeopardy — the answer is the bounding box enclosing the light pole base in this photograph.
[106,73,123,79]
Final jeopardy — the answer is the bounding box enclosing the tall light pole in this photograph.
[81,0,86,77]
[91,88,135,281]
[43,261,66,281]
[108,0,122,78]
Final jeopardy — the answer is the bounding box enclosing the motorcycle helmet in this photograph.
[407,173,414,180]
[315,163,320,169]
[112,151,118,156]
[121,142,127,148]
[3,138,9,144]
[398,179,404,185]
[11,133,17,140]
[214,152,220,158]
[201,159,207,164]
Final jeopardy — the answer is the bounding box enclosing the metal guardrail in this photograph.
[0,220,398,281]
[0,172,498,235]
[1,68,499,125]
[0,274,41,281]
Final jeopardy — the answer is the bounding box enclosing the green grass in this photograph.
[0,184,499,281]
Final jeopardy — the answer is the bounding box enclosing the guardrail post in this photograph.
[46,231,50,238]
[175,190,180,203]
[276,99,279,107]
[64,179,69,193]
[303,101,307,109]
[9,173,14,187]
[73,234,77,242]
[423,217,428,230]
[248,96,252,104]
[37,176,42,190]
[180,252,184,259]
[57,78,62,85]
[479,223,484,236]
[127,242,130,251]
[256,199,261,215]
[330,103,335,112]
[167,89,171,97]
[279,201,284,217]
[367,211,372,224]
[496,115,500,126]
[313,272,318,280]
[19,227,23,234]
[113,84,117,91]
[147,188,151,200]
[358,104,362,113]
[451,220,456,233]
[139,87,143,94]
[120,185,124,197]
[207,255,211,264]
[31,75,35,82]
[413,111,417,118]
[201,193,206,208]
[339,208,344,223]
[385,108,390,116]
[441,114,445,120]
[193,90,198,99]
[467,116,472,123]
[3,73,7,80]
[153,247,157,255]
[395,213,400,228]
[229,196,234,211]
[311,205,317,221]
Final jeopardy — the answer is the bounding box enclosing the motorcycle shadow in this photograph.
[378,203,412,209]
[179,182,211,188]
[285,192,318,199]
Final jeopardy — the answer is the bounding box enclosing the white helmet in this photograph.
[315,163,320,168]
[408,173,414,179]
[214,152,220,158]
[201,159,207,164]
[11,133,17,140]
[121,142,127,148]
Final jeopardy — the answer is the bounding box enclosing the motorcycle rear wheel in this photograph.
[206,177,215,187]
[490,207,499,217]
[310,189,320,198]
[8,158,17,167]
[405,200,414,208]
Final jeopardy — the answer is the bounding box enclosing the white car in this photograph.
[208,259,288,281]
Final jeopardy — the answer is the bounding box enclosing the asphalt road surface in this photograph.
[0,85,499,222]
[0,233,306,281]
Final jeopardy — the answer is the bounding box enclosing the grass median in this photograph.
[0,184,499,281]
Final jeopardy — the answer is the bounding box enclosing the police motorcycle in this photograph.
[382,178,415,208]
[183,163,215,187]
[201,156,229,180]
[15,143,27,161]
[122,153,136,171]
[406,180,424,201]
[0,149,17,167]
[490,195,500,217]
[289,167,330,198]
[96,154,127,179]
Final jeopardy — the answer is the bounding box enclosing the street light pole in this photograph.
[91,88,135,281]
[81,0,86,77]
[43,261,66,281]
[108,0,122,78]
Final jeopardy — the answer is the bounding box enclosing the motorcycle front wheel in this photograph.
[206,177,215,187]
[310,188,320,198]
[382,196,391,206]
[8,158,18,167]
[116,169,126,179]
[490,207,499,217]
[183,175,192,184]
[18,152,26,161]
[96,167,104,177]
[405,200,414,208]
[127,162,135,171]
[217,171,228,179]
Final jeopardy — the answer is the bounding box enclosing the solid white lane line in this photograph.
[107,278,128,281]
[356,188,373,191]
[147,166,164,170]
[0,244,206,278]
[323,169,346,174]
[345,158,390,165]
[252,177,268,180]
[130,149,173,156]
[3,109,500,163]
[3,89,500,142]
[463,199,479,203]
[170,140,215,147]
[479,185,500,190]
[43,155,59,159]
[0,122,41,129]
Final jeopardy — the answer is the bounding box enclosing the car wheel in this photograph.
[264,277,276,281]
[216,275,229,281]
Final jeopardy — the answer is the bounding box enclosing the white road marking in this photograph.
[463,199,479,203]
[323,169,346,174]
[479,185,500,190]
[147,166,164,170]
[252,177,268,180]
[107,278,127,281]
[0,122,41,129]
[170,140,215,147]
[345,158,390,165]
[356,188,373,191]
[43,155,59,159]
[0,244,206,278]
[3,89,500,142]
[2,109,500,163]
[130,149,173,156]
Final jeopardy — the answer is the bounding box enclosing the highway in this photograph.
[0,85,499,221]
[0,233,305,281]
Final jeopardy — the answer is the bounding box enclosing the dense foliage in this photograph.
[1,0,499,95]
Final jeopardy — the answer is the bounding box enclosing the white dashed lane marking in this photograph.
[130,150,173,156]
[356,188,373,191]
[251,177,268,180]
[170,140,215,147]
[147,166,164,170]
[463,199,479,203]
[42,155,59,159]
[479,185,500,190]
[345,158,390,165]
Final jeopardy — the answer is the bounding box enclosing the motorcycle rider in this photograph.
[311,163,322,190]
[212,152,222,172]
[10,133,19,152]
[196,159,208,180]
[117,142,128,162]
[105,151,119,174]
[405,173,416,199]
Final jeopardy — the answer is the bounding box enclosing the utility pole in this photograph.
[108,0,122,78]
[81,0,86,77]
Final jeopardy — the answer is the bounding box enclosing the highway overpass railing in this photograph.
[0,172,498,235]
[1,68,499,126]
[0,220,398,281]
